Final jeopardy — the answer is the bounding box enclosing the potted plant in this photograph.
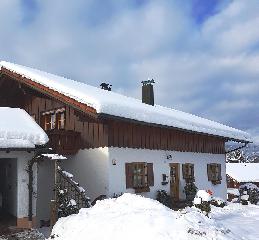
[184,181,198,202]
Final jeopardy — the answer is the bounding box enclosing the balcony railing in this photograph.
[47,129,81,155]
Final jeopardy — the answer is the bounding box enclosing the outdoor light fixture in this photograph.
[166,154,172,160]
[112,159,116,165]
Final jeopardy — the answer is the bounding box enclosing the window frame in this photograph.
[207,163,222,185]
[125,162,154,193]
[41,108,66,131]
[182,163,195,182]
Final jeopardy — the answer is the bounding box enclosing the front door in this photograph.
[169,163,179,202]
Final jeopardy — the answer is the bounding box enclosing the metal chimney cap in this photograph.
[141,78,155,85]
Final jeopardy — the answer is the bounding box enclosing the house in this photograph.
[0,107,48,229]
[0,61,251,227]
[226,163,259,188]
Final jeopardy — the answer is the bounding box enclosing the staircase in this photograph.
[55,166,91,219]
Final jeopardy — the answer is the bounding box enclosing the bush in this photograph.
[239,183,259,205]
[184,182,198,202]
[194,201,211,216]
[193,190,212,216]
[156,190,172,208]
[211,197,227,208]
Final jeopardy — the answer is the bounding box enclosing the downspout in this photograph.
[27,154,38,227]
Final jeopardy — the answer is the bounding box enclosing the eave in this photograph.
[99,113,250,144]
[0,67,98,119]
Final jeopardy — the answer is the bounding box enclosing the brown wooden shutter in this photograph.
[147,163,154,186]
[182,164,187,179]
[56,112,61,129]
[207,164,212,181]
[190,164,194,179]
[40,114,45,130]
[125,163,133,189]
[218,164,222,180]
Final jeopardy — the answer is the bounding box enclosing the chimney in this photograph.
[141,78,155,106]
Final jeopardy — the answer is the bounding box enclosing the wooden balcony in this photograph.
[47,129,81,155]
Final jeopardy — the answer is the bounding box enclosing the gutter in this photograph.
[99,113,249,143]
[225,141,250,154]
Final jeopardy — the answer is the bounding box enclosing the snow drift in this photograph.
[49,193,241,240]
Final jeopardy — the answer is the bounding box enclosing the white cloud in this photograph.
[0,0,258,141]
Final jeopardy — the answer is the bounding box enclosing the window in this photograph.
[125,162,154,193]
[41,108,65,131]
[56,111,65,129]
[207,163,222,184]
[182,163,194,182]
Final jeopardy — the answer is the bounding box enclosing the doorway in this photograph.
[0,158,17,233]
[169,163,180,202]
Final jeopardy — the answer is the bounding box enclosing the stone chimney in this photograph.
[141,79,155,106]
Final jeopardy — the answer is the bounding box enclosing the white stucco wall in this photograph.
[61,147,109,201]
[0,151,36,218]
[108,148,227,200]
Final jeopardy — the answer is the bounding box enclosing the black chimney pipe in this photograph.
[141,79,155,106]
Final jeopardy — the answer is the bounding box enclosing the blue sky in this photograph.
[0,0,259,143]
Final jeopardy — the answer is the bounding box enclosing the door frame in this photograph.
[169,163,180,201]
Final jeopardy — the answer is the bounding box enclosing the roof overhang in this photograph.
[0,65,252,144]
[0,67,98,119]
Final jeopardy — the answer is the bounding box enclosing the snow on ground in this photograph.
[0,61,250,142]
[0,107,48,148]
[227,188,240,196]
[48,193,259,240]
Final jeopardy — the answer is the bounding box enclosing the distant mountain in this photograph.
[226,143,259,163]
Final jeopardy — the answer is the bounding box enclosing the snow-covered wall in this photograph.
[108,148,227,200]
[61,148,109,201]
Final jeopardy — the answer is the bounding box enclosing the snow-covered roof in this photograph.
[0,61,251,142]
[226,163,259,182]
[0,107,49,149]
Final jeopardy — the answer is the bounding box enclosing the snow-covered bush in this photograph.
[57,186,79,218]
[193,190,212,216]
[156,190,172,208]
[211,197,227,208]
[239,183,259,205]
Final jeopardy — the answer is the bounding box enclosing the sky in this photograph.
[0,0,259,143]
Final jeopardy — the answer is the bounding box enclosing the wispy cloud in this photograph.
[0,0,258,140]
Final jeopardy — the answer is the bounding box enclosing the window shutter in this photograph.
[207,164,212,181]
[40,114,45,129]
[218,164,222,180]
[190,164,194,178]
[125,163,133,189]
[182,164,187,179]
[147,163,154,187]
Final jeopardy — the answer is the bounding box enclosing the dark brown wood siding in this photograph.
[107,120,225,154]
[23,95,108,149]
